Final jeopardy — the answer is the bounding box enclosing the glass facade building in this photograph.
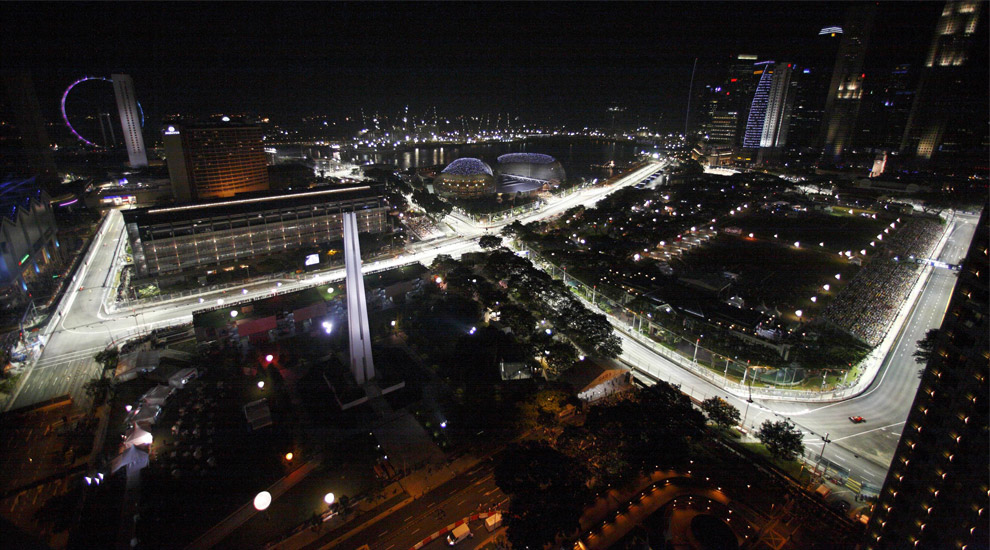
[866,208,989,549]
[123,186,387,277]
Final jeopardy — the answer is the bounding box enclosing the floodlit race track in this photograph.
[7,161,976,489]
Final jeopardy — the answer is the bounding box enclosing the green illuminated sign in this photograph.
[19,255,30,266]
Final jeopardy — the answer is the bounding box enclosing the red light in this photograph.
[726,92,730,95]
[730,78,737,82]
[787,64,791,68]
[861,73,866,79]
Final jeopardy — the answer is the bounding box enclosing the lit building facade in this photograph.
[164,122,270,201]
[110,73,148,168]
[432,158,495,199]
[899,1,984,161]
[496,153,565,194]
[701,54,762,147]
[820,4,876,160]
[123,186,387,277]
[0,177,61,297]
[865,208,988,549]
[742,61,794,151]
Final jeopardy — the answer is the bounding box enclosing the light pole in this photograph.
[816,432,832,480]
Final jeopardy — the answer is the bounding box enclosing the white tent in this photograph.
[111,446,149,474]
[168,367,198,389]
[130,404,162,426]
[115,350,160,382]
[122,425,153,448]
[140,385,173,407]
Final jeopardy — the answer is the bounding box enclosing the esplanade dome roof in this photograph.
[441,158,493,177]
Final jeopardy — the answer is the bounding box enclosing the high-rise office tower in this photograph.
[742,62,774,148]
[742,62,794,152]
[700,54,762,147]
[820,4,876,160]
[704,111,740,146]
[110,73,148,168]
[899,1,984,161]
[164,122,270,202]
[857,64,916,152]
[0,72,58,191]
[786,27,842,151]
[759,63,794,149]
[865,208,988,550]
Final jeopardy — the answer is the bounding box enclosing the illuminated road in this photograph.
[4,162,664,412]
[621,213,978,488]
[4,157,977,502]
[4,162,975,493]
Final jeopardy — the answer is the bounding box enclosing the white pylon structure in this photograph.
[342,212,375,384]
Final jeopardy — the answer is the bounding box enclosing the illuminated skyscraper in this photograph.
[742,61,774,148]
[742,62,794,152]
[865,208,989,549]
[110,73,148,168]
[164,122,270,201]
[899,1,984,161]
[700,54,761,147]
[820,4,876,160]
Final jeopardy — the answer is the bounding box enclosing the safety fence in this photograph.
[511,241,863,402]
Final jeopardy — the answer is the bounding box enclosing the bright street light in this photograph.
[257,381,265,389]
[324,492,335,505]
[254,491,272,511]
[230,310,238,318]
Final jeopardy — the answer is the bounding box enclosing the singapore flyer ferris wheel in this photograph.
[61,75,145,148]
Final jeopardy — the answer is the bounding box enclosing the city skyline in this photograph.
[1,2,959,129]
[0,3,986,549]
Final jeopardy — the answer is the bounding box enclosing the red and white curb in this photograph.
[409,511,500,550]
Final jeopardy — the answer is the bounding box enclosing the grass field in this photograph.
[724,211,888,253]
[677,235,861,321]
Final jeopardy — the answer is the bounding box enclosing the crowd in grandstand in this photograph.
[823,217,943,346]
[402,213,444,240]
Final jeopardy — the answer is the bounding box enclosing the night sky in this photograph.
[2,2,945,129]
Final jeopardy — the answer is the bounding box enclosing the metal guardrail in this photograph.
[190,260,421,316]
[511,240,865,402]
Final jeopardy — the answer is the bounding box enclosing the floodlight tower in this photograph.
[342,211,375,384]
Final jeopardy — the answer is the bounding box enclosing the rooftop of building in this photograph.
[440,158,493,177]
[167,121,262,131]
[0,176,48,222]
[193,263,426,329]
[497,153,557,164]
[122,184,382,226]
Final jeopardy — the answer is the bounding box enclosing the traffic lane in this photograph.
[773,266,957,465]
[8,351,102,411]
[334,462,503,550]
[619,332,891,483]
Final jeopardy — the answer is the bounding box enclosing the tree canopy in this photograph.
[701,397,741,430]
[913,329,939,365]
[479,234,503,249]
[494,441,592,549]
[756,419,804,462]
